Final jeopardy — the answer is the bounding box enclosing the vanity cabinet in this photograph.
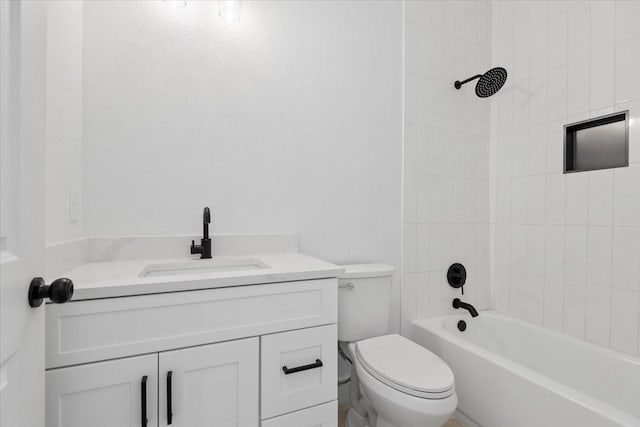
[46,338,258,427]
[158,339,259,427]
[46,354,159,427]
[45,278,338,426]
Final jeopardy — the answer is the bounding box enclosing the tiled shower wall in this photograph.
[491,1,640,356]
[402,1,492,334]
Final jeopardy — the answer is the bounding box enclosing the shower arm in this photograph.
[454,74,483,89]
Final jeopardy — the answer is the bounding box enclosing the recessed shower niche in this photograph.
[564,111,629,173]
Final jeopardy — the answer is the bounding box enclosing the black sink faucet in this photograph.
[190,207,212,259]
[452,298,479,317]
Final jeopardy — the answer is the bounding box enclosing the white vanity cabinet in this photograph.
[46,354,159,427]
[45,278,338,427]
[158,339,259,427]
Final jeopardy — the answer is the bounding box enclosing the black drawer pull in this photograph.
[282,359,323,375]
[141,375,148,427]
[167,371,173,425]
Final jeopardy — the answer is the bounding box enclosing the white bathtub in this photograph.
[412,311,640,427]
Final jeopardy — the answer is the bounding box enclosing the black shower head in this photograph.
[454,67,508,98]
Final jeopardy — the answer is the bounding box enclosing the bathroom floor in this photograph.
[338,405,464,427]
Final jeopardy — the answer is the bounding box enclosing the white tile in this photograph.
[529,75,548,125]
[611,227,640,291]
[527,225,545,275]
[585,284,611,346]
[415,272,429,319]
[613,165,640,227]
[567,1,590,60]
[546,119,566,173]
[416,175,429,224]
[511,177,528,224]
[405,23,421,74]
[590,1,615,52]
[545,225,566,278]
[451,178,465,224]
[546,173,566,225]
[405,125,419,175]
[403,223,417,273]
[494,224,512,270]
[493,268,511,313]
[587,169,614,226]
[416,125,430,176]
[615,39,640,103]
[427,271,444,317]
[527,175,546,225]
[510,277,526,319]
[496,179,512,224]
[589,48,615,111]
[568,55,590,116]
[544,276,564,332]
[527,125,547,175]
[563,279,587,339]
[416,224,427,272]
[404,174,417,224]
[511,130,529,177]
[427,176,444,224]
[526,274,544,325]
[426,224,443,271]
[401,273,417,325]
[510,225,528,274]
[610,287,640,356]
[548,2,568,68]
[586,226,612,287]
[565,173,588,225]
[565,226,588,282]
[615,0,640,43]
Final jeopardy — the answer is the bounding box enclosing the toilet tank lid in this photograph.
[338,264,395,279]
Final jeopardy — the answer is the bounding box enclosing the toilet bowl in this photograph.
[349,335,457,427]
[338,264,457,427]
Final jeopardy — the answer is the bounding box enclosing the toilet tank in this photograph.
[338,264,394,342]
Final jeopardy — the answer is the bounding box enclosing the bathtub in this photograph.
[412,311,640,427]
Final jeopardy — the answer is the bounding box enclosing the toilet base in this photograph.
[346,408,368,427]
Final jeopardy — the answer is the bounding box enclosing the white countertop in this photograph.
[59,252,344,301]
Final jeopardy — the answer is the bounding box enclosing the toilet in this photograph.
[339,264,457,427]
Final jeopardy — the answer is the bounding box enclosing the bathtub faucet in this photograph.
[452,298,479,317]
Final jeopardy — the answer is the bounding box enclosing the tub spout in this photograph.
[453,298,479,317]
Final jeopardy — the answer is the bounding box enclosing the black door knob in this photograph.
[28,277,74,307]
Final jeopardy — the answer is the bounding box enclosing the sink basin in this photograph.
[139,258,268,278]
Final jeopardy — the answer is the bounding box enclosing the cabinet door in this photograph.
[46,354,158,427]
[159,338,259,427]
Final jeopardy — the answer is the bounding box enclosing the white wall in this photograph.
[81,0,403,325]
[45,1,83,245]
[491,0,640,357]
[402,1,492,334]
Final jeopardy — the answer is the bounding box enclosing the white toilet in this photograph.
[339,264,457,427]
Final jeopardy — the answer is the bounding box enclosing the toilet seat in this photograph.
[355,334,455,399]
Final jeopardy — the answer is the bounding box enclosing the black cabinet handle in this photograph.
[282,359,323,375]
[141,375,148,427]
[167,371,173,425]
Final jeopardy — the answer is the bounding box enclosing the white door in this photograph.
[158,338,259,427]
[46,354,158,427]
[0,2,49,427]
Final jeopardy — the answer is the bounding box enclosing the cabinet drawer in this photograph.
[261,401,337,427]
[261,324,337,418]
[46,278,337,368]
